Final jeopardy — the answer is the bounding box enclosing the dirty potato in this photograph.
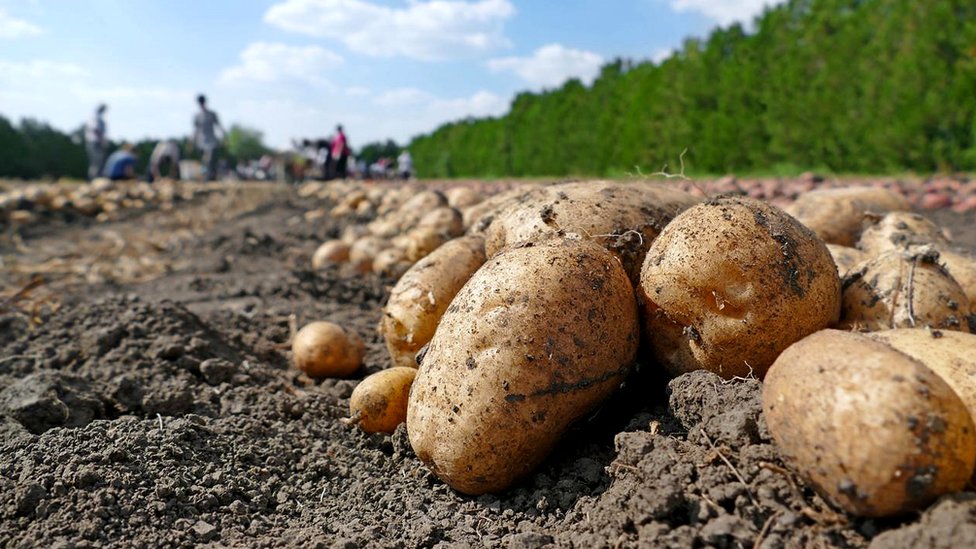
[380,235,487,369]
[840,248,971,332]
[407,237,639,495]
[785,186,910,246]
[483,180,699,282]
[763,329,976,517]
[826,243,869,277]
[638,196,841,379]
[857,211,951,256]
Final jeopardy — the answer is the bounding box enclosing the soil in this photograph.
[1,180,975,548]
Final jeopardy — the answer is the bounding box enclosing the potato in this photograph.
[826,243,868,277]
[866,329,976,421]
[396,190,448,230]
[349,367,417,434]
[340,224,371,244]
[941,249,976,315]
[311,240,350,269]
[367,216,401,238]
[858,212,951,255]
[407,237,639,494]
[484,180,699,282]
[405,226,449,262]
[380,235,487,369]
[763,329,976,517]
[638,196,841,379]
[372,247,410,279]
[445,186,483,209]
[349,236,390,273]
[840,248,971,332]
[292,321,365,378]
[417,207,464,238]
[785,186,910,246]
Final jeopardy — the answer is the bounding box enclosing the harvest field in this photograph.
[1,177,976,548]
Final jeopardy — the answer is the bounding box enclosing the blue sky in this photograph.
[0,0,781,149]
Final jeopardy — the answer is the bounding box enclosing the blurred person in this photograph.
[397,150,413,180]
[330,125,350,179]
[315,138,333,181]
[102,143,137,181]
[147,139,181,182]
[84,104,108,181]
[192,94,226,182]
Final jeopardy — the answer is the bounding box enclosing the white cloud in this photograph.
[668,0,784,26]
[219,42,343,86]
[487,43,604,88]
[345,86,370,97]
[651,47,674,64]
[0,59,86,79]
[264,0,515,60]
[0,8,41,39]
[374,87,433,107]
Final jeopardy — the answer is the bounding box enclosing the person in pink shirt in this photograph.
[330,124,350,179]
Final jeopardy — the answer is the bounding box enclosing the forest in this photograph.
[3,0,976,180]
[408,0,976,178]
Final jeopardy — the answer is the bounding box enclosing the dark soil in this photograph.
[1,182,975,548]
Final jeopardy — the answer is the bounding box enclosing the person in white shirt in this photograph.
[192,94,226,181]
[397,150,413,180]
[84,104,107,181]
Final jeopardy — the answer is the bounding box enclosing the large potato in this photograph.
[866,329,976,421]
[638,196,840,379]
[407,237,639,495]
[785,186,910,246]
[763,329,976,517]
[380,235,487,369]
[483,180,699,282]
[940,249,976,316]
[840,249,971,332]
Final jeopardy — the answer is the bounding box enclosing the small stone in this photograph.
[200,358,237,385]
[192,520,218,541]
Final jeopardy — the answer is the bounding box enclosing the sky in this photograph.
[0,0,783,149]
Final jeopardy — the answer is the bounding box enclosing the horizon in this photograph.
[0,0,783,149]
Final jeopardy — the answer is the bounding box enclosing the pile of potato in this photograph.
[295,179,976,517]
[0,178,196,228]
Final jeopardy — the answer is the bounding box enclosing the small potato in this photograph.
[786,186,910,246]
[941,249,976,315]
[445,186,483,209]
[858,212,951,255]
[380,235,487,368]
[417,207,464,238]
[349,367,418,434]
[372,247,411,279]
[292,321,365,378]
[367,216,401,238]
[840,249,971,332]
[405,226,449,262]
[763,329,976,517]
[826,243,868,277]
[340,224,371,244]
[349,236,390,273]
[396,190,449,230]
[867,329,976,422]
[638,196,841,379]
[407,237,639,495]
[462,185,534,231]
[311,240,350,269]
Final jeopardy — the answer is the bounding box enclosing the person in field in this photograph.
[192,94,226,182]
[331,125,350,179]
[102,143,137,181]
[148,139,181,181]
[84,104,108,181]
[397,150,413,180]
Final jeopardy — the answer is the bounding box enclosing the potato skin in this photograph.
[311,240,350,269]
[380,235,487,369]
[840,250,971,333]
[785,186,909,246]
[350,367,417,434]
[867,329,976,422]
[826,244,868,277]
[407,237,639,495]
[292,321,365,378]
[763,329,976,517]
[483,180,699,282]
[638,196,841,379]
[857,211,950,256]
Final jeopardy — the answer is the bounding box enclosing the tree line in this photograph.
[408,0,976,178]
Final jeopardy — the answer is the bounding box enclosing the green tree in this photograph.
[224,124,271,162]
